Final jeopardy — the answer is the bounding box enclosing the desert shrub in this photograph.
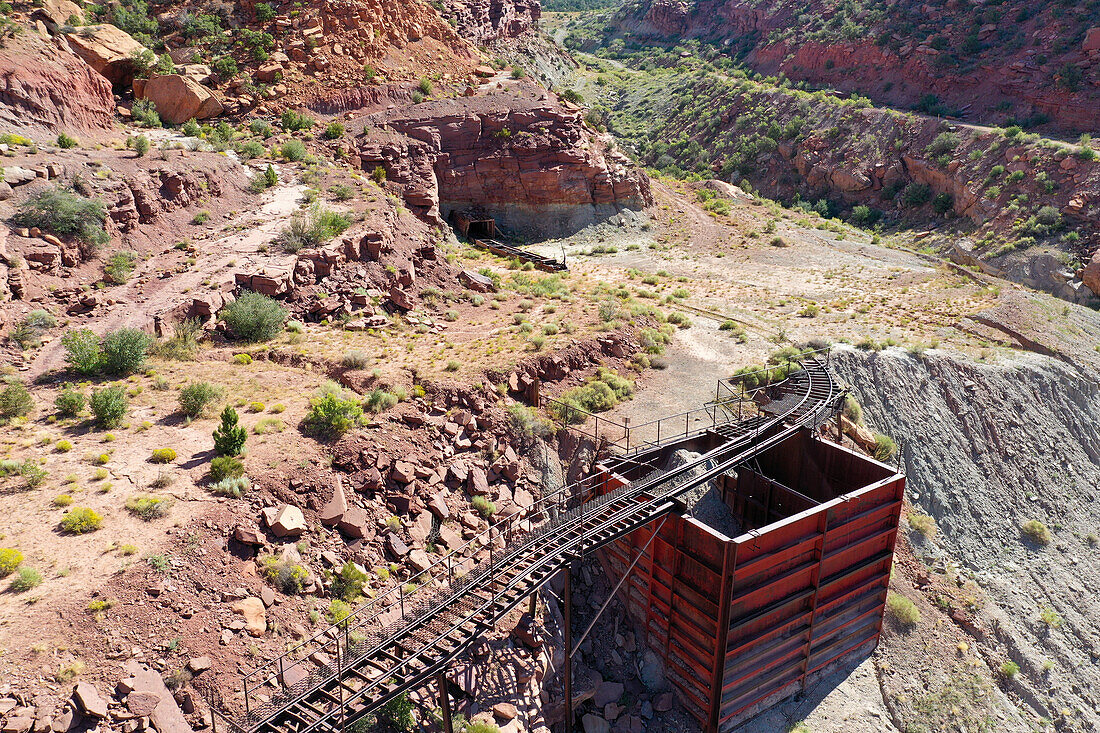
[1001,661,1020,678]
[329,561,369,602]
[260,555,309,595]
[128,134,150,157]
[57,133,78,149]
[220,291,287,342]
[238,141,266,160]
[886,593,920,628]
[89,386,127,428]
[0,380,33,418]
[305,392,363,438]
[549,369,633,423]
[209,456,244,483]
[281,109,315,131]
[57,329,100,372]
[908,513,936,539]
[61,507,103,534]
[210,476,249,497]
[932,192,954,214]
[0,548,23,577]
[178,382,223,418]
[25,309,56,330]
[150,448,177,464]
[322,122,344,140]
[13,186,109,247]
[472,495,497,518]
[417,77,432,95]
[341,351,370,370]
[255,1,274,21]
[1021,519,1051,545]
[155,319,202,361]
[125,495,171,520]
[327,598,352,625]
[901,182,932,207]
[925,131,961,157]
[873,433,897,462]
[377,693,415,732]
[253,417,284,434]
[280,139,307,161]
[364,388,398,414]
[131,99,161,127]
[276,206,351,253]
[1039,606,1063,629]
[103,251,138,284]
[102,328,152,374]
[213,406,247,456]
[233,353,253,365]
[10,566,42,592]
[19,460,48,489]
[248,401,264,412]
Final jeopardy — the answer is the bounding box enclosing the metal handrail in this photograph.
[228,356,840,731]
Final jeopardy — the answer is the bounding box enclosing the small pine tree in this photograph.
[212,406,247,456]
[263,164,277,188]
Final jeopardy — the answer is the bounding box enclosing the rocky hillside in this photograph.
[835,345,1100,732]
[624,0,1100,133]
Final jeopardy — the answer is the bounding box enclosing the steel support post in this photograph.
[563,566,573,733]
[437,672,453,733]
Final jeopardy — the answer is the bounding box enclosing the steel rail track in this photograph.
[221,356,840,733]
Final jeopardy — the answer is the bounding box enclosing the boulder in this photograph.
[264,504,306,538]
[142,74,223,124]
[32,0,83,31]
[581,715,610,733]
[65,24,148,85]
[233,524,263,545]
[336,506,371,539]
[1084,27,1100,53]
[72,682,107,719]
[319,477,348,526]
[119,662,194,733]
[231,597,267,636]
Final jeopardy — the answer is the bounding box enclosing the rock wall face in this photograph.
[832,347,1100,731]
[442,0,541,45]
[631,0,1100,133]
[0,34,115,135]
[356,92,652,236]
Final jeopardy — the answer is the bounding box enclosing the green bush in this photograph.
[0,548,23,577]
[417,77,433,95]
[328,561,369,602]
[0,380,33,418]
[472,495,496,518]
[128,134,150,157]
[281,139,307,161]
[220,291,288,342]
[1001,661,1020,678]
[12,186,109,247]
[873,433,897,462]
[255,1,274,21]
[326,598,352,625]
[89,386,128,428]
[281,109,315,131]
[209,455,244,482]
[549,369,633,423]
[125,495,172,520]
[61,507,103,534]
[10,566,42,592]
[131,99,161,127]
[901,182,932,207]
[61,329,104,374]
[304,392,363,438]
[57,133,78,149]
[178,382,224,418]
[377,692,415,732]
[102,328,152,374]
[213,406,247,456]
[104,251,138,284]
[211,55,238,78]
[150,448,177,463]
[322,122,345,139]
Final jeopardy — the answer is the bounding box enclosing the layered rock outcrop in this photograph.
[442,0,541,45]
[355,93,652,236]
[0,33,115,135]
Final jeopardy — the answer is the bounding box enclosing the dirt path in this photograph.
[27,173,306,379]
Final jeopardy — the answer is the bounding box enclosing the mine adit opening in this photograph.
[451,210,496,240]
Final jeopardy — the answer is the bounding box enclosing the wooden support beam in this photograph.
[564,566,573,733]
[437,672,453,733]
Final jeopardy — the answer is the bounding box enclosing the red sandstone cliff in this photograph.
[0,33,115,136]
[355,90,652,235]
[631,0,1100,133]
